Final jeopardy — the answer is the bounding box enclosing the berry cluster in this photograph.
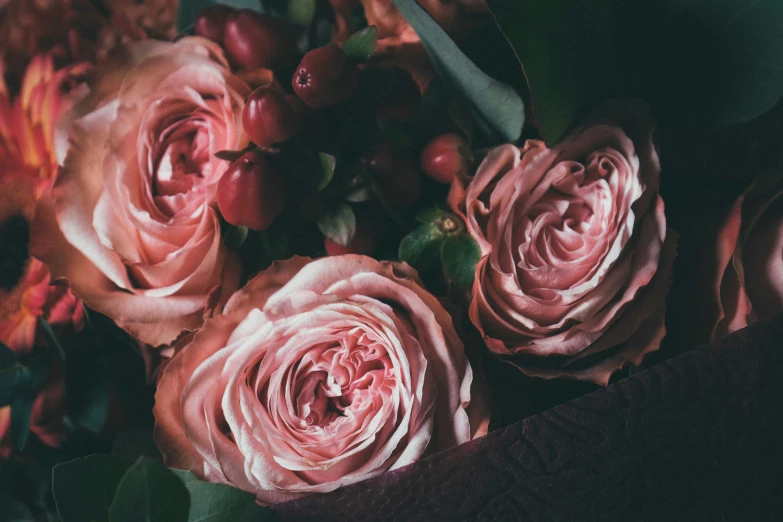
[196,5,472,256]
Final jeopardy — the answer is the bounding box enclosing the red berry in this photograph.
[194,4,234,43]
[242,87,299,147]
[324,215,379,256]
[292,46,357,109]
[420,133,470,184]
[223,10,298,70]
[217,151,287,231]
[363,141,421,207]
[356,67,421,122]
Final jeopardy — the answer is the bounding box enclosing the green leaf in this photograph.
[74,371,111,434]
[398,222,443,269]
[224,225,249,249]
[393,0,524,141]
[0,344,23,407]
[343,186,373,203]
[38,316,66,359]
[441,234,481,290]
[0,493,34,521]
[10,392,32,452]
[317,203,356,247]
[316,152,337,191]
[177,0,262,32]
[416,207,446,224]
[171,469,275,522]
[342,26,378,62]
[109,457,190,522]
[614,0,783,129]
[53,455,133,522]
[488,0,614,144]
[448,97,476,143]
[288,0,316,25]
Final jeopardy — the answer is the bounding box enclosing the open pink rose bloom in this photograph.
[154,255,489,505]
[450,103,677,384]
[32,38,248,347]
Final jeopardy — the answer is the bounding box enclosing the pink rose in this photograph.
[154,255,489,505]
[32,38,250,346]
[708,171,783,338]
[449,102,677,384]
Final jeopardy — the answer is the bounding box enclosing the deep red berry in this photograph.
[355,67,421,122]
[223,10,297,70]
[217,151,287,231]
[292,46,357,109]
[242,87,299,147]
[324,214,379,256]
[420,133,470,184]
[194,4,234,43]
[363,141,421,207]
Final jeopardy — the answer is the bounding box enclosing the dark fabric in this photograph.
[273,313,783,521]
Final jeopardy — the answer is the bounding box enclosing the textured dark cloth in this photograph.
[274,313,783,521]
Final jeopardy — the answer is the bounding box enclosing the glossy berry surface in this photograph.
[194,4,234,43]
[223,9,297,70]
[242,87,299,147]
[324,216,379,256]
[420,133,470,184]
[217,151,288,231]
[292,46,357,109]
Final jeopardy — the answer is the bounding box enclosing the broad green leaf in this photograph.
[398,222,443,269]
[171,469,275,522]
[53,455,133,522]
[177,0,262,32]
[393,0,524,142]
[343,26,378,62]
[316,152,337,191]
[488,0,614,144]
[416,207,446,225]
[109,457,190,522]
[10,392,32,452]
[74,371,111,434]
[317,203,356,247]
[614,0,783,129]
[441,234,481,290]
[0,344,24,407]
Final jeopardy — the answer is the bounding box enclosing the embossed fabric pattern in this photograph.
[274,313,783,521]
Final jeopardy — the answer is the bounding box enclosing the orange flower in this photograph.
[0,177,84,356]
[349,0,492,91]
[0,54,90,187]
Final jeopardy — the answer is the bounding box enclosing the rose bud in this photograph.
[223,9,298,70]
[363,141,421,207]
[355,67,421,122]
[420,133,470,184]
[292,45,357,109]
[217,151,288,231]
[324,211,381,256]
[242,87,299,147]
[194,4,234,43]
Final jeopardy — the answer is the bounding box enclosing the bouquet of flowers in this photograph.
[1,0,782,520]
